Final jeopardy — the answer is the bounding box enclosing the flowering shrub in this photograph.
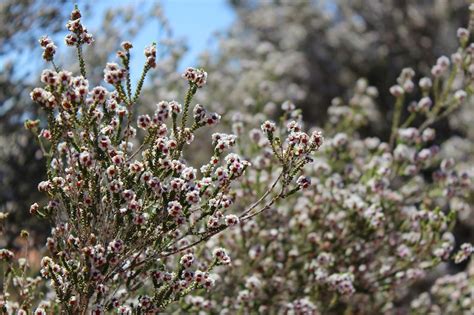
[180,16,474,315]
[193,81,473,313]
[1,7,322,313]
[1,4,474,315]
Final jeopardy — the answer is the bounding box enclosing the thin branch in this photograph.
[239,170,284,218]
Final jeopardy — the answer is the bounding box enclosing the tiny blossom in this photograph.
[91,86,107,103]
[363,205,385,228]
[203,275,216,289]
[457,27,470,41]
[419,77,432,89]
[29,202,40,215]
[296,176,311,189]
[30,88,56,108]
[180,253,195,268]
[108,239,124,253]
[193,104,206,121]
[454,243,473,263]
[310,130,324,148]
[103,63,126,84]
[434,241,453,260]
[182,67,207,87]
[213,248,231,265]
[431,64,443,77]
[41,69,58,86]
[181,167,197,181]
[245,275,262,290]
[398,128,419,142]
[417,148,432,161]
[111,153,124,165]
[40,129,52,140]
[0,249,15,260]
[167,201,183,217]
[261,120,276,133]
[224,214,239,226]
[282,100,296,112]
[437,55,450,69]
[117,306,132,314]
[403,80,415,93]
[416,97,432,112]
[205,112,221,126]
[137,114,152,129]
[328,273,355,296]
[144,44,157,68]
[287,120,302,132]
[169,100,182,113]
[121,41,133,51]
[185,190,200,204]
[39,36,57,61]
[422,128,436,142]
[34,308,47,315]
[454,89,467,102]
[389,85,404,97]
[451,52,463,64]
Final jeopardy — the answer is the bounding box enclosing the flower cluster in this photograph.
[410,260,474,314]
[64,8,93,46]
[38,36,56,61]
[182,67,208,88]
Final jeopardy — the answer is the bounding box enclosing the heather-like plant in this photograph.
[184,20,474,315]
[0,7,322,314]
[1,3,474,315]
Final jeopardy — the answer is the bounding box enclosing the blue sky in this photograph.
[92,0,235,71]
[161,0,235,67]
[1,0,235,80]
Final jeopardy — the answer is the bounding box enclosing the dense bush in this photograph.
[0,3,473,314]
